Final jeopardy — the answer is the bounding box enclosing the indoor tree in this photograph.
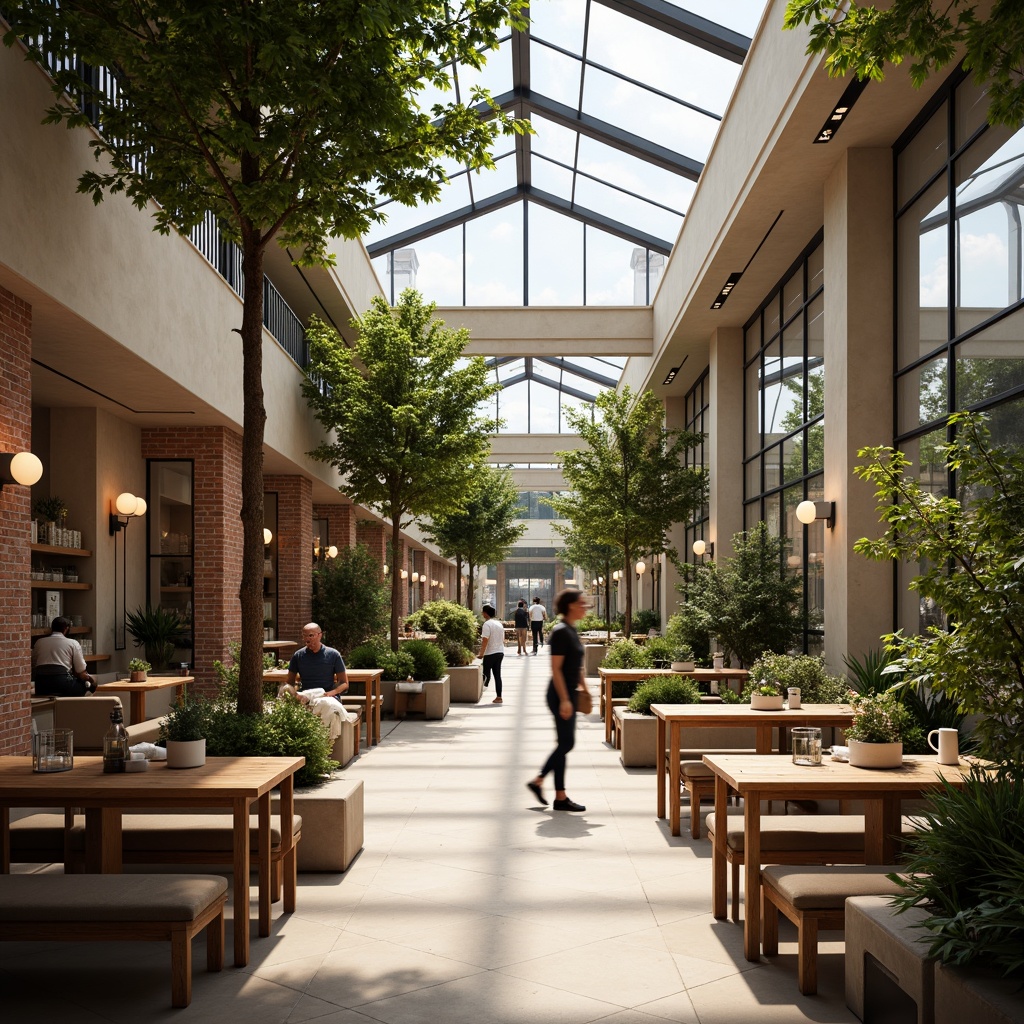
[302,293,499,649]
[3,0,526,715]
[547,386,705,636]
[784,1,1024,127]
[424,464,526,610]
[553,524,620,632]
[312,544,391,657]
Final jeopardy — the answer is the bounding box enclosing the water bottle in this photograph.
[103,706,129,773]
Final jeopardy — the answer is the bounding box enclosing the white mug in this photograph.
[927,727,959,765]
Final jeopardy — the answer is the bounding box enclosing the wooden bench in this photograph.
[706,811,907,921]
[761,864,904,995]
[845,894,936,1023]
[0,873,226,1007]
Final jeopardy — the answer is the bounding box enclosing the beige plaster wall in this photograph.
[709,328,745,561]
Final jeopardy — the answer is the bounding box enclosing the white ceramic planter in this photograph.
[672,661,696,672]
[166,738,206,769]
[713,656,725,670]
[750,693,784,711]
[848,739,903,769]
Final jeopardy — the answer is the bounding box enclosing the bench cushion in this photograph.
[706,812,872,853]
[763,864,904,910]
[67,813,301,854]
[0,873,227,923]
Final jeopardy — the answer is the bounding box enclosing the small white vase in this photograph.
[848,739,903,769]
[750,693,784,711]
[166,738,206,769]
[671,661,695,672]
[713,655,725,670]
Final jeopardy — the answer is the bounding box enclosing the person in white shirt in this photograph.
[32,616,96,695]
[529,597,548,654]
[478,604,506,704]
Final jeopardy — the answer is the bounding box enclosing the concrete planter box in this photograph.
[271,776,363,872]
[615,710,659,767]
[584,643,608,677]
[448,663,483,703]
[381,675,450,719]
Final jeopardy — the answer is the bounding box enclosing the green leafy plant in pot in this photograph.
[844,689,921,769]
[159,694,210,768]
[746,680,784,711]
[127,657,150,682]
[125,605,187,671]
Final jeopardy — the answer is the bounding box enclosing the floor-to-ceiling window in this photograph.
[895,71,1024,632]
[683,368,710,564]
[743,234,825,655]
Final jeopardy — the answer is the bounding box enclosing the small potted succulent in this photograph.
[671,644,696,673]
[845,689,921,769]
[128,657,151,682]
[749,680,785,711]
[159,694,210,769]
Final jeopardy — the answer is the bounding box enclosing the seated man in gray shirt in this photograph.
[286,622,349,699]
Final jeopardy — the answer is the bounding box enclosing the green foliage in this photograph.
[312,543,390,656]
[627,676,702,715]
[548,386,705,636]
[553,525,619,627]
[843,649,905,695]
[576,612,610,633]
[436,638,475,667]
[751,681,782,697]
[160,694,212,744]
[346,637,416,682]
[3,0,527,715]
[664,613,702,662]
[891,770,1024,976]
[425,466,526,607]
[643,636,676,665]
[676,523,802,667]
[127,658,151,673]
[631,609,661,635]
[402,639,448,681]
[600,639,654,670]
[33,496,68,522]
[213,641,279,702]
[784,1,1024,129]
[303,293,501,646]
[407,600,479,651]
[346,639,389,670]
[845,690,923,746]
[750,652,846,704]
[853,413,1024,770]
[124,605,187,670]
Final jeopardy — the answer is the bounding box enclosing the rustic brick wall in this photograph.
[0,285,33,755]
[265,475,312,642]
[141,427,242,695]
[313,502,356,552]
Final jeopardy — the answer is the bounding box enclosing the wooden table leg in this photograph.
[257,793,271,938]
[280,774,297,914]
[712,773,728,918]
[755,725,772,755]
[743,793,762,961]
[656,714,667,821]
[604,675,613,744]
[864,796,902,863]
[1,806,9,873]
[84,808,122,873]
[669,722,682,837]
[130,692,145,725]
[372,676,381,746]
[232,797,250,967]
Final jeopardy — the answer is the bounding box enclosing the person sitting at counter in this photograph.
[32,616,96,696]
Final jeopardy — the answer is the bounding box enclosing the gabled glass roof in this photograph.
[366,0,761,278]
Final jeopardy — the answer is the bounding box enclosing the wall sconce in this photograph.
[635,560,646,580]
[400,568,408,580]
[263,527,273,546]
[438,581,444,591]
[596,575,604,586]
[796,499,835,529]
[420,575,428,586]
[109,492,147,651]
[383,563,389,575]
[0,450,43,488]
[411,571,419,583]
[326,545,338,559]
[692,539,714,559]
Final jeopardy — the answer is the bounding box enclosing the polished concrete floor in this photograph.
[4,648,857,1022]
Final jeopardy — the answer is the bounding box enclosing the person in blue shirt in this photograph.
[286,622,349,699]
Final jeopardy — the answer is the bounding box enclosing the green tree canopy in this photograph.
[302,291,500,648]
[312,544,391,657]
[424,464,526,609]
[547,386,706,636]
[4,0,525,713]
[553,523,619,629]
[784,1,1024,127]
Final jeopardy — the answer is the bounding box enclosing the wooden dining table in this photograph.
[598,667,751,744]
[0,754,303,968]
[263,667,384,748]
[652,702,856,836]
[96,674,192,723]
[701,752,974,961]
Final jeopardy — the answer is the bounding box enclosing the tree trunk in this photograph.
[623,544,633,638]
[236,234,268,716]
[454,555,464,605]
[390,517,402,651]
[466,561,475,610]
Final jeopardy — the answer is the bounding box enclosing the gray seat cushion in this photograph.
[67,813,301,854]
[0,873,227,923]
[762,864,904,909]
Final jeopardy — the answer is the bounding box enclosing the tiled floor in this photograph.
[4,650,857,1022]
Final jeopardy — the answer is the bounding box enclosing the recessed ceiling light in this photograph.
[814,77,868,144]
[711,272,743,310]
[663,366,679,385]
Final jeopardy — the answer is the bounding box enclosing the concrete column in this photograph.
[663,396,687,621]
[264,475,313,645]
[823,148,894,673]
[710,327,745,561]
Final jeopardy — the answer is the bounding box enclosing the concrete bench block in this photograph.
[845,894,936,1024]
[448,663,483,703]
[584,643,608,677]
[382,676,450,719]
[934,962,1024,1024]
[615,709,658,767]
[272,776,363,873]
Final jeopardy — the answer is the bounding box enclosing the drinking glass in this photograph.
[792,727,822,766]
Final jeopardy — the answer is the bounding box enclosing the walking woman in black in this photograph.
[527,588,588,812]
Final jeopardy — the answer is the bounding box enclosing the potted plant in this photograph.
[749,681,784,711]
[127,658,150,682]
[844,690,921,768]
[671,643,695,673]
[125,604,187,670]
[159,694,210,769]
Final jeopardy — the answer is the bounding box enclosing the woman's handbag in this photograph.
[576,684,593,715]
